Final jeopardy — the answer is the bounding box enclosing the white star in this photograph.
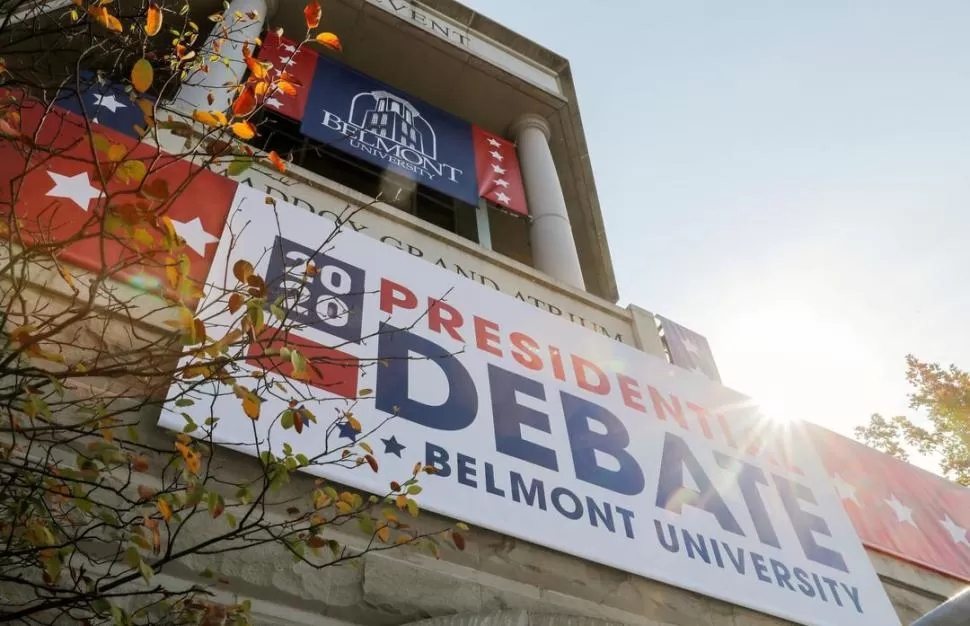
[265,97,285,109]
[92,93,126,113]
[280,43,296,53]
[171,217,218,255]
[491,164,506,175]
[279,55,293,65]
[46,170,101,211]
[490,150,504,162]
[940,514,970,547]
[486,137,501,147]
[831,473,859,506]
[494,191,511,205]
[681,336,700,356]
[884,494,916,526]
[495,178,510,188]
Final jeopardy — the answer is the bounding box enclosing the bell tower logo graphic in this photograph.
[349,90,437,161]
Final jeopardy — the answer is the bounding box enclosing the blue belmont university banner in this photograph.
[301,56,479,205]
[161,187,900,626]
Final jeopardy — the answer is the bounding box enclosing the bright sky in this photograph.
[462,0,970,438]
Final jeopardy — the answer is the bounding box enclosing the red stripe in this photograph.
[472,125,528,216]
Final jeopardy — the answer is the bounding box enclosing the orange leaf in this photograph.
[276,80,297,97]
[314,32,341,51]
[176,441,201,474]
[89,6,123,33]
[451,531,466,551]
[377,526,390,543]
[228,293,244,314]
[0,111,20,137]
[192,110,228,127]
[253,80,269,97]
[365,454,378,473]
[267,150,286,173]
[244,57,269,80]
[232,84,257,117]
[137,485,157,500]
[304,0,321,29]
[157,498,172,521]
[230,121,256,139]
[242,393,261,420]
[131,58,153,93]
[145,1,163,36]
[107,143,127,162]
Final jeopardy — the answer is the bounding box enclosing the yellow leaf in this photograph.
[315,32,342,51]
[394,535,410,545]
[132,227,155,248]
[395,494,407,510]
[131,58,153,93]
[242,393,260,419]
[192,110,228,127]
[176,441,201,474]
[230,121,256,140]
[157,498,172,521]
[377,526,390,543]
[346,414,361,433]
[145,1,162,36]
[115,159,147,184]
[107,143,127,162]
[359,442,373,454]
[335,501,352,514]
[406,498,419,517]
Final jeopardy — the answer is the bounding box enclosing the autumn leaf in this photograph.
[230,121,256,140]
[192,110,228,127]
[315,32,341,51]
[140,177,169,201]
[145,1,163,36]
[304,0,321,29]
[242,392,261,420]
[0,111,20,137]
[157,498,172,521]
[131,456,150,472]
[267,150,286,173]
[244,57,270,80]
[107,143,127,162]
[115,159,147,184]
[346,414,361,433]
[232,84,257,117]
[276,80,298,97]
[451,531,466,551]
[89,6,123,33]
[131,58,153,93]
[232,259,253,282]
[176,441,201,474]
[137,485,157,500]
[365,454,378,472]
[228,293,244,314]
[377,526,391,543]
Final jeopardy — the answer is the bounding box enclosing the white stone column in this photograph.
[510,114,585,291]
[176,0,276,114]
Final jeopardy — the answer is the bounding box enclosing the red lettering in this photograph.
[428,298,464,341]
[380,278,417,314]
[686,402,713,439]
[510,332,542,370]
[648,386,689,429]
[548,346,566,381]
[571,354,610,395]
[474,316,502,357]
[617,374,645,413]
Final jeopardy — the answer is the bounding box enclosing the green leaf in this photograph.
[358,515,374,535]
[406,498,419,517]
[323,486,338,501]
[455,522,470,531]
[175,398,195,407]
[138,559,154,583]
[124,546,140,569]
[227,158,253,177]
[281,409,294,430]
[283,442,293,456]
[407,485,422,495]
[226,512,237,528]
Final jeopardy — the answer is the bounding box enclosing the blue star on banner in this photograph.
[56,72,154,139]
[381,435,406,458]
[336,420,359,442]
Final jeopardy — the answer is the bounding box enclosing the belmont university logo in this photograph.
[319,89,463,185]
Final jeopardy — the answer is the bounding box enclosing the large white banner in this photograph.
[161,187,899,626]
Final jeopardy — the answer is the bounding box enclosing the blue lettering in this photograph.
[794,567,816,597]
[484,462,505,497]
[425,442,451,477]
[770,558,795,591]
[510,472,546,510]
[682,529,710,564]
[376,324,477,430]
[715,452,780,548]
[654,520,679,553]
[488,365,558,470]
[750,552,772,583]
[774,475,848,573]
[457,453,477,487]
[656,432,744,536]
[551,487,583,520]
[585,497,615,533]
[561,391,644,495]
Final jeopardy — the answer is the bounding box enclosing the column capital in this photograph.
[510,113,551,141]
